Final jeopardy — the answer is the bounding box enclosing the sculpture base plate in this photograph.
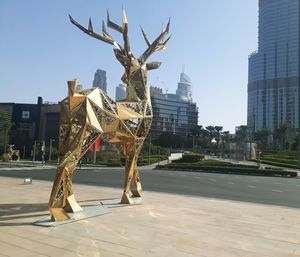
[33,205,111,227]
[101,197,143,208]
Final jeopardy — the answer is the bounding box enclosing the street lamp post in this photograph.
[23,145,26,160]
[41,141,45,166]
[49,138,54,161]
[298,131,300,169]
[148,133,151,165]
[32,141,36,162]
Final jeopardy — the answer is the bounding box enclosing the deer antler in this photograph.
[69,9,171,65]
[69,14,123,51]
[69,8,132,57]
[139,18,171,64]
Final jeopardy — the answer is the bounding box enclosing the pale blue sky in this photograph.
[0,1,258,133]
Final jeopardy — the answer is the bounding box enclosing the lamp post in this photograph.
[148,133,151,165]
[23,145,26,160]
[32,141,36,162]
[297,131,300,169]
[49,138,55,161]
[41,141,45,166]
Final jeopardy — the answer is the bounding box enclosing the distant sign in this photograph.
[22,111,30,119]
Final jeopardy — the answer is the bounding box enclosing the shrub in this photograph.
[260,160,297,169]
[261,157,298,165]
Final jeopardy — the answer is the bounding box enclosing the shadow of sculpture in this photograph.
[0,203,48,217]
[0,203,49,226]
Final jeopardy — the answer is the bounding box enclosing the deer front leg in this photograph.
[131,163,142,197]
[121,156,137,204]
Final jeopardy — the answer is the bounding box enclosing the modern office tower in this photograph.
[76,84,83,91]
[92,69,107,93]
[115,83,126,100]
[247,0,299,133]
[176,72,192,100]
[150,85,198,140]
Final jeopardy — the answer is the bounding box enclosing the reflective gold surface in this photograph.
[49,9,170,221]
[1,145,20,162]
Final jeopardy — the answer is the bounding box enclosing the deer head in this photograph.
[69,8,170,101]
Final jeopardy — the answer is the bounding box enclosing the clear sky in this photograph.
[0,0,258,133]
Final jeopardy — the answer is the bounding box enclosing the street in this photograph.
[0,166,300,208]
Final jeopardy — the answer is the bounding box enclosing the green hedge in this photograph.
[171,159,260,169]
[260,160,298,169]
[118,155,167,166]
[264,154,296,160]
[156,164,296,177]
[261,157,298,165]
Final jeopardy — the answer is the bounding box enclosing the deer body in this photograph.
[48,9,170,221]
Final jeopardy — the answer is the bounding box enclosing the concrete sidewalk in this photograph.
[1,177,300,257]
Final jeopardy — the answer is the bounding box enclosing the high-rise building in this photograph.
[92,69,107,93]
[176,72,192,100]
[0,97,45,156]
[150,86,198,140]
[150,71,198,140]
[76,84,83,91]
[115,84,126,100]
[247,0,299,133]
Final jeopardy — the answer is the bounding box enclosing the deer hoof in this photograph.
[121,192,133,204]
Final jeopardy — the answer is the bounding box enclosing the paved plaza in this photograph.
[1,176,300,257]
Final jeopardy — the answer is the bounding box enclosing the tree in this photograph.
[190,125,202,151]
[235,125,248,144]
[273,123,288,152]
[254,128,271,152]
[205,126,216,142]
[220,131,230,156]
[214,126,223,150]
[197,127,210,152]
[0,108,13,153]
[153,132,183,148]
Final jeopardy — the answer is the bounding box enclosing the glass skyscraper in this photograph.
[115,83,126,100]
[176,72,192,100]
[247,0,299,133]
[92,69,107,93]
[149,72,198,140]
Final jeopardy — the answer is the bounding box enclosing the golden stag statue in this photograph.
[48,9,170,221]
[1,145,20,162]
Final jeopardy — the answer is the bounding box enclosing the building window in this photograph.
[22,111,30,119]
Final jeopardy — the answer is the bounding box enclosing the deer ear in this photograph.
[146,62,162,70]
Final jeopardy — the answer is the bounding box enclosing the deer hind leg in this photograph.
[48,162,81,221]
[131,164,142,197]
[49,129,101,221]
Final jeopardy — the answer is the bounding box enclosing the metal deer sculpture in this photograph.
[48,9,170,221]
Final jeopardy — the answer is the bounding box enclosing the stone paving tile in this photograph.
[0,253,10,257]
[2,177,300,257]
[0,241,34,257]
[30,244,74,257]
[0,233,47,250]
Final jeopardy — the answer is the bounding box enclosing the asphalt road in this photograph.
[1,167,300,209]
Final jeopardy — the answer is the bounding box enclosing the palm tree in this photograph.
[235,125,248,144]
[273,123,288,152]
[214,126,223,149]
[255,128,271,153]
[205,126,215,142]
[190,125,202,152]
[220,131,230,157]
